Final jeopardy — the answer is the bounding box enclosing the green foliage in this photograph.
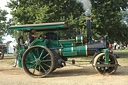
[7,0,128,44]
[91,0,128,43]
[7,0,84,24]
[0,8,8,43]
[121,10,128,22]
[7,0,85,40]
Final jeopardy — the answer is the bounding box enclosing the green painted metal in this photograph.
[44,39,76,49]
[8,22,67,31]
[17,46,28,67]
[100,49,109,63]
[16,36,109,68]
[76,35,84,44]
[9,25,64,30]
[30,39,47,47]
[9,22,110,70]
[63,51,77,56]
[59,39,76,48]
[25,52,37,69]
[22,46,54,76]
[47,40,60,48]
[59,45,87,57]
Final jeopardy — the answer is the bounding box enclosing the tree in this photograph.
[7,0,85,39]
[7,0,128,43]
[7,0,84,24]
[0,8,8,43]
[91,0,128,43]
[121,10,128,24]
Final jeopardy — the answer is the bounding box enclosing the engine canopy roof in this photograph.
[8,22,68,31]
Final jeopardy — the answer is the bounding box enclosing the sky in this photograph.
[0,0,12,20]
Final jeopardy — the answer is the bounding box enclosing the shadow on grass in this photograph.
[48,66,98,78]
[48,65,128,78]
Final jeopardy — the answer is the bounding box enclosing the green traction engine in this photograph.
[9,21,119,78]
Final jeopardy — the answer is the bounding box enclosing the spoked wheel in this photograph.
[93,53,118,75]
[0,49,4,60]
[22,46,54,78]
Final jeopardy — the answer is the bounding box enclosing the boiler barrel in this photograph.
[59,45,89,57]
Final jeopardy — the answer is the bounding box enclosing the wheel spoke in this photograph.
[39,49,44,59]
[94,54,118,74]
[26,60,36,64]
[33,65,37,74]
[42,63,50,67]
[103,67,105,72]
[39,66,41,74]
[97,60,104,64]
[30,60,36,63]
[40,65,47,73]
[109,61,114,64]
[42,53,50,59]
[27,64,36,69]
[41,59,51,62]
[30,51,37,59]
[23,46,54,77]
[36,48,39,57]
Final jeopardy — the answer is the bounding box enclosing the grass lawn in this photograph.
[114,50,128,66]
[0,54,15,65]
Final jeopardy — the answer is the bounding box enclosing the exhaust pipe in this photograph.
[86,16,92,44]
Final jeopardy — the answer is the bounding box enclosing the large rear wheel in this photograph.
[93,53,118,75]
[22,46,54,78]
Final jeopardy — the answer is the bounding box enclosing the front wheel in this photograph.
[92,53,118,75]
[22,46,54,78]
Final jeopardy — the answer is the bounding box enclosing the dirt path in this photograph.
[0,54,128,85]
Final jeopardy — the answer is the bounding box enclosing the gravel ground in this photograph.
[0,53,128,85]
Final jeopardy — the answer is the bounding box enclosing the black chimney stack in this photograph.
[86,17,92,44]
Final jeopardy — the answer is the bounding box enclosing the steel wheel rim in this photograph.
[93,53,118,74]
[22,46,54,77]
